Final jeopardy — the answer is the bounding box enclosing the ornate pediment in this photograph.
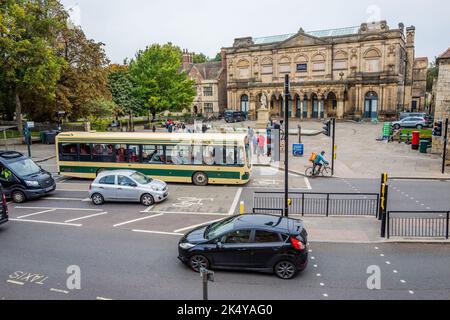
[276,32,329,48]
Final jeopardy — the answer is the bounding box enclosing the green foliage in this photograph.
[192,52,209,63]
[129,43,196,118]
[87,98,117,123]
[426,58,439,93]
[211,52,222,62]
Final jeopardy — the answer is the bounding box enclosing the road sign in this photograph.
[25,121,35,129]
[293,144,304,157]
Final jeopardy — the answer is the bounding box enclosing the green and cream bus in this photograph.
[56,132,252,185]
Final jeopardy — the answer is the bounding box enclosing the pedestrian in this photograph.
[152,125,156,133]
[258,134,265,156]
[252,134,258,155]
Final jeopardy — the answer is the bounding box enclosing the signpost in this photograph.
[23,121,32,157]
[443,118,449,175]
[284,75,290,218]
[293,144,304,157]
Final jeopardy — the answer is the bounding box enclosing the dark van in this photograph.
[0,186,8,226]
[0,151,56,203]
[225,111,246,123]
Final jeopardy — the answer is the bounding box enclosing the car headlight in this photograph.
[25,181,40,187]
[151,186,162,192]
[179,243,196,250]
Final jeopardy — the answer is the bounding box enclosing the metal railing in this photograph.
[387,211,450,240]
[253,191,380,217]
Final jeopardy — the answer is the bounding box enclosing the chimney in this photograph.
[221,48,227,69]
[182,49,192,70]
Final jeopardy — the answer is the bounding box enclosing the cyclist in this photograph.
[313,151,329,175]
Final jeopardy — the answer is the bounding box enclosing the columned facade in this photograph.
[223,21,428,121]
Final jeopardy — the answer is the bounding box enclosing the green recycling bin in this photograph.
[419,140,429,154]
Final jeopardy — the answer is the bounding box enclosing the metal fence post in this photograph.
[387,212,390,239]
[446,212,449,240]
[326,194,330,217]
[301,193,305,217]
[381,185,389,238]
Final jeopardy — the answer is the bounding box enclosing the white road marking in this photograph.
[7,280,24,286]
[15,206,102,212]
[228,188,243,215]
[400,280,406,284]
[56,189,89,192]
[311,257,315,260]
[44,197,84,201]
[65,212,108,223]
[316,274,321,277]
[17,209,56,219]
[132,229,183,236]
[113,213,164,228]
[323,294,329,297]
[380,254,385,257]
[393,270,398,274]
[304,177,312,190]
[314,265,318,268]
[10,218,82,227]
[409,290,414,295]
[386,261,391,265]
[96,297,113,300]
[140,205,155,213]
[148,211,229,217]
[374,247,379,250]
[174,219,222,233]
[82,198,91,202]
[50,288,69,294]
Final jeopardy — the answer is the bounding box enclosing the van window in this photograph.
[8,158,41,177]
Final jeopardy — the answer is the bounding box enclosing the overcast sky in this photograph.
[60,0,449,64]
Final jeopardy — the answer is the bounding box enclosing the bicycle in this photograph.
[305,163,332,178]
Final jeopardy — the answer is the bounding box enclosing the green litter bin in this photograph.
[419,140,429,154]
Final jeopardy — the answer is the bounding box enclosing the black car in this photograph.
[225,111,246,123]
[0,151,56,203]
[178,214,308,280]
[0,186,8,226]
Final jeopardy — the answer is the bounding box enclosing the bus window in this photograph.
[92,144,114,162]
[203,146,215,166]
[60,143,78,161]
[226,146,236,166]
[79,144,92,162]
[237,147,245,166]
[214,146,224,166]
[115,144,127,163]
[142,145,164,164]
[193,145,203,165]
[169,145,192,165]
[128,145,139,163]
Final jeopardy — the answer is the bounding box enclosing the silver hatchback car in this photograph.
[89,170,168,206]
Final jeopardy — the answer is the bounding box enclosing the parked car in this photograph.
[0,185,8,226]
[400,112,431,125]
[391,117,428,130]
[0,151,56,203]
[89,170,168,206]
[178,214,309,280]
[225,111,246,123]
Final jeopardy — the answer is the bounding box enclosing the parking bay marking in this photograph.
[228,188,243,215]
[17,209,56,219]
[65,212,108,223]
[113,213,164,228]
[10,218,82,227]
[132,229,183,236]
[15,206,103,212]
[174,218,223,233]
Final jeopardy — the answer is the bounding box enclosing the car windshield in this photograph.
[205,216,237,240]
[130,172,153,184]
[8,158,41,177]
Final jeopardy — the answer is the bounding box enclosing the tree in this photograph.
[107,64,144,131]
[211,52,222,62]
[0,0,67,131]
[426,58,439,93]
[129,43,196,120]
[86,98,116,123]
[192,52,209,63]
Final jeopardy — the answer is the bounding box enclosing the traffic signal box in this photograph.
[323,120,331,137]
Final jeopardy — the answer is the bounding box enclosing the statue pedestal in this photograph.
[255,108,270,129]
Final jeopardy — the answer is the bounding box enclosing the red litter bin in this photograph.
[411,131,420,150]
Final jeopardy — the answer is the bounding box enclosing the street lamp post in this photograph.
[284,75,290,218]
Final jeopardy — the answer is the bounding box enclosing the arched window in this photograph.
[364,49,382,73]
[278,56,291,74]
[312,54,326,72]
[237,59,250,78]
[261,57,273,74]
[240,95,249,113]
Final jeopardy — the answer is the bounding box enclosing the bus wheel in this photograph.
[12,190,26,204]
[192,172,208,186]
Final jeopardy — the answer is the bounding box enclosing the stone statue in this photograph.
[260,94,268,109]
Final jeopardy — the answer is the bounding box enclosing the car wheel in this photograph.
[189,255,210,273]
[394,124,401,130]
[12,190,26,204]
[274,261,297,280]
[91,193,104,205]
[141,194,155,206]
[416,125,423,130]
[192,172,208,186]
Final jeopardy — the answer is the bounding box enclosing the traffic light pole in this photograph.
[284,75,290,218]
[331,118,336,176]
[443,118,449,175]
